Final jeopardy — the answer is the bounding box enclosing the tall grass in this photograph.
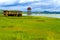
[0,14,60,40]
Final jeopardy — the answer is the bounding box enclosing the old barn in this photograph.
[3,10,22,16]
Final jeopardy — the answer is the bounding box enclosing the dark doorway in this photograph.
[18,14,22,16]
[8,14,15,16]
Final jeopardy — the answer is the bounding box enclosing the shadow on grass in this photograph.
[36,20,45,22]
[0,37,22,40]
[1,26,14,28]
[31,38,46,40]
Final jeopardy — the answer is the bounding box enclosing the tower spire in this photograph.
[27,7,32,16]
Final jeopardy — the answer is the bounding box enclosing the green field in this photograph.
[0,14,60,40]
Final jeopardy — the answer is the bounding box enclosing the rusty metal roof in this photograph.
[3,10,22,12]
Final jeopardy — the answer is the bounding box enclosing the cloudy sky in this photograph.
[0,0,60,11]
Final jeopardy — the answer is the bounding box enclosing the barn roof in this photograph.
[3,10,22,12]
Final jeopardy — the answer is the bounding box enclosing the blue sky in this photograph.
[0,0,60,12]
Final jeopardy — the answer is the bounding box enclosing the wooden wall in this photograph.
[3,10,22,16]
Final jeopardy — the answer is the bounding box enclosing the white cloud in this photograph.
[0,0,18,5]
[0,5,28,11]
[19,0,40,3]
[0,0,60,11]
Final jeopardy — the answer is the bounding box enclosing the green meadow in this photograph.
[0,14,60,40]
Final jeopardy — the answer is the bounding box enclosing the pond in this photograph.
[23,14,60,18]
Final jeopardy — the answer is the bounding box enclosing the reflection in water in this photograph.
[23,14,60,18]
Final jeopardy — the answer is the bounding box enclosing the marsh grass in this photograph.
[0,14,60,40]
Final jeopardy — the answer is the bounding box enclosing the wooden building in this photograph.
[3,10,22,16]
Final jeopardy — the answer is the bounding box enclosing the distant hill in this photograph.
[0,9,60,14]
[32,11,60,14]
[40,11,60,14]
[0,9,3,14]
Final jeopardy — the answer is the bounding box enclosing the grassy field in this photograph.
[0,14,60,40]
